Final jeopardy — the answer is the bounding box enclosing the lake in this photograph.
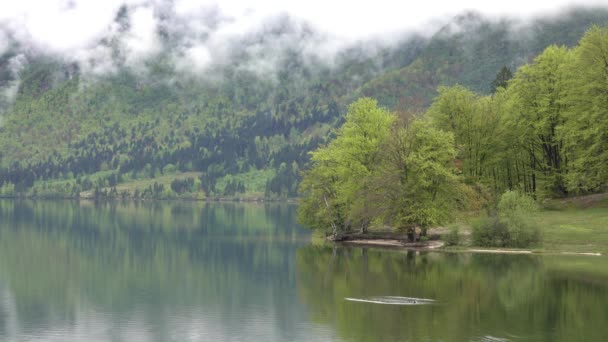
[0,200,607,341]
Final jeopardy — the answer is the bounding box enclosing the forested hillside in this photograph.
[1,7,607,199]
[299,25,608,246]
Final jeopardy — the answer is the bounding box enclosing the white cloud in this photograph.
[122,6,161,67]
[170,0,608,39]
[0,54,27,114]
[177,45,213,72]
[1,0,606,51]
[0,0,606,76]
[1,1,130,53]
[73,44,117,76]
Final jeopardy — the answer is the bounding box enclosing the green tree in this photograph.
[491,66,514,93]
[428,86,504,187]
[298,98,394,235]
[506,45,572,196]
[561,26,608,193]
[374,119,459,240]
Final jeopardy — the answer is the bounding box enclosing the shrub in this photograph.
[471,191,541,248]
[498,191,541,247]
[501,213,542,248]
[471,216,511,247]
[162,163,177,174]
[498,190,538,218]
[444,226,461,246]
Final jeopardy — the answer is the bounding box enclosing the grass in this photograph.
[112,172,202,193]
[84,169,276,200]
[534,206,608,254]
[441,193,608,254]
[23,167,278,200]
[215,168,275,195]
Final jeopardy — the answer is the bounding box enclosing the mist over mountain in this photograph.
[0,5,607,199]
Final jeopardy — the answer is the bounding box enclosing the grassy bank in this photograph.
[456,194,608,254]
[534,206,608,254]
[321,194,608,256]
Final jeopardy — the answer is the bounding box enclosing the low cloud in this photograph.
[0,0,604,85]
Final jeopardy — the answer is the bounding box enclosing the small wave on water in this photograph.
[471,335,511,342]
[344,296,435,305]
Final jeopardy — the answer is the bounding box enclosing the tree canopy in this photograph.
[299,25,608,236]
[298,99,460,238]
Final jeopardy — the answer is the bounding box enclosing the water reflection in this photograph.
[296,246,608,342]
[1,200,608,341]
[0,200,333,342]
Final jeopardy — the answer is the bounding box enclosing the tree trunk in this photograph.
[360,218,370,234]
[323,195,338,237]
[407,227,415,242]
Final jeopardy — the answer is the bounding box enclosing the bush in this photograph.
[499,191,541,247]
[471,216,511,247]
[498,190,538,218]
[502,214,542,248]
[471,191,541,248]
[162,164,177,174]
[444,226,461,246]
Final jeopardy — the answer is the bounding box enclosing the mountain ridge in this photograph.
[1,7,607,199]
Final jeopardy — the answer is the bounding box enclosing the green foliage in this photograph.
[498,190,539,218]
[424,26,608,199]
[506,45,572,196]
[1,11,608,201]
[491,66,513,93]
[162,164,177,174]
[444,226,460,246]
[471,217,511,247]
[427,85,505,189]
[299,99,460,238]
[377,119,459,234]
[472,191,541,248]
[498,191,541,247]
[561,26,608,193]
[358,8,608,109]
[298,98,394,233]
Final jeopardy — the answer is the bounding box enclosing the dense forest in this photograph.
[298,25,608,246]
[1,7,608,200]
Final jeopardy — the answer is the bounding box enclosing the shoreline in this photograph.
[2,197,605,257]
[328,234,604,257]
[0,195,298,203]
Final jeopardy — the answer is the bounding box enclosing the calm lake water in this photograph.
[0,200,607,342]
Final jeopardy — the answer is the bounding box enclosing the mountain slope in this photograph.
[1,8,607,199]
[358,8,608,110]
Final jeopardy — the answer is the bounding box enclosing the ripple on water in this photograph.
[344,296,435,305]
[471,335,511,342]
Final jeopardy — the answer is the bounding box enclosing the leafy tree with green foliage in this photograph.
[427,86,478,176]
[299,99,460,240]
[298,98,394,235]
[374,119,459,240]
[561,26,608,193]
[506,45,572,196]
[428,85,505,187]
[491,66,513,93]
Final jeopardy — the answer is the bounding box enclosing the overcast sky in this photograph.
[2,0,608,51]
[0,0,607,78]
